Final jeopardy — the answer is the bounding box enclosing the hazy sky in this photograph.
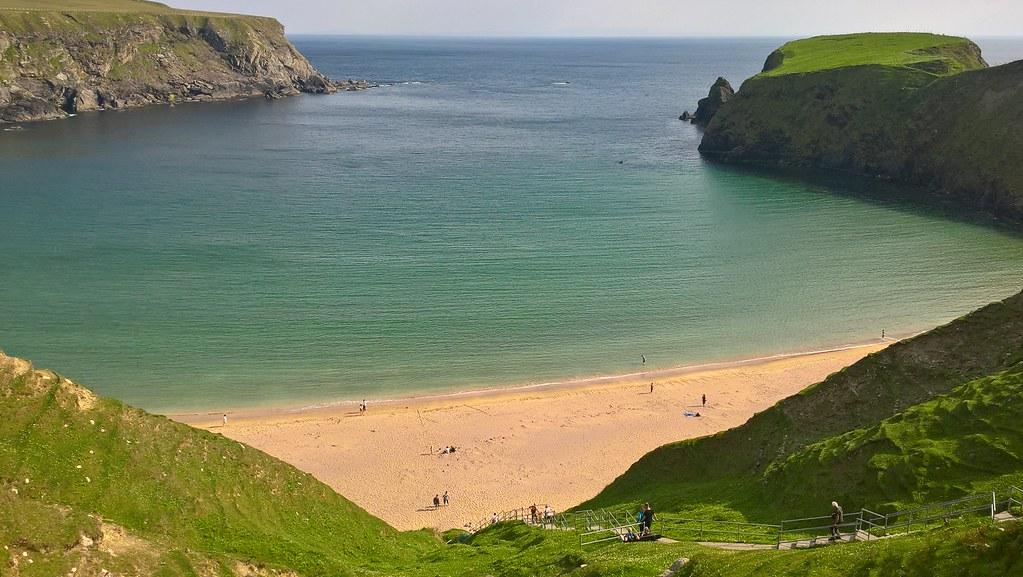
[170,0,1023,37]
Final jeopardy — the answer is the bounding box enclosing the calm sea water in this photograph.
[2,37,1022,412]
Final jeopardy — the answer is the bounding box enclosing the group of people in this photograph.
[432,491,450,508]
[359,399,368,413]
[623,503,656,542]
[528,503,555,525]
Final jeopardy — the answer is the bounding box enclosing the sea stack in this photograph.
[692,77,734,126]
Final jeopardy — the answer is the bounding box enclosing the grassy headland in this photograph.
[760,33,985,77]
[700,33,1023,224]
[0,0,343,124]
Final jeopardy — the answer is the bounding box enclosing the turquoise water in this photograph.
[1,38,1022,412]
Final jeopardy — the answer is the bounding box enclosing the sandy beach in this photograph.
[173,342,889,531]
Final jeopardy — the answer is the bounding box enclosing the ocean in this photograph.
[2,37,1022,412]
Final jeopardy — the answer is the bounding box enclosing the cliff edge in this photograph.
[0,1,358,123]
[698,33,1023,224]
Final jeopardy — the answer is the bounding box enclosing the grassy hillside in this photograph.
[580,290,1023,521]
[0,354,433,576]
[763,361,1023,511]
[760,33,986,77]
[678,521,1023,577]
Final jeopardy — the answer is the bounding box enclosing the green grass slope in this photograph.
[678,521,1023,577]
[580,289,1023,521]
[0,354,432,577]
[760,33,986,77]
[763,361,1023,512]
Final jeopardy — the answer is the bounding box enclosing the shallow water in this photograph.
[1,37,1022,412]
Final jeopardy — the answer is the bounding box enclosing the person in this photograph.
[543,504,553,525]
[641,354,646,364]
[882,328,886,339]
[222,414,227,426]
[649,383,654,394]
[433,494,441,508]
[702,394,706,407]
[530,503,538,524]
[443,491,449,506]
[830,501,843,540]
[361,399,367,413]
[641,503,654,535]
[491,512,499,525]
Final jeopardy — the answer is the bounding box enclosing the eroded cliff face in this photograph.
[0,11,355,123]
[699,46,1023,224]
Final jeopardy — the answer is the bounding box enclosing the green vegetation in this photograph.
[0,0,238,17]
[0,356,433,576]
[760,33,986,77]
[678,520,1023,577]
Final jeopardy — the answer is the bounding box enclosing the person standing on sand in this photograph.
[702,394,706,407]
[650,383,654,394]
[222,414,227,426]
[443,491,449,506]
[830,501,843,540]
[433,494,441,508]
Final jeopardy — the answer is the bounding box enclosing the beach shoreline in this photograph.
[170,334,909,421]
[173,338,893,531]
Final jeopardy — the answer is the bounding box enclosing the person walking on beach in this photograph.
[222,414,227,427]
[702,394,706,407]
[443,491,449,506]
[650,383,654,394]
[433,494,441,508]
[360,399,367,413]
[829,501,843,541]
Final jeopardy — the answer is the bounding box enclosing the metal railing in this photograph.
[580,520,644,546]
[464,488,1022,545]
[465,504,559,533]
[657,515,780,544]
[1008,486,1023,518]
[855,493,996,539]
[776,511,864,548]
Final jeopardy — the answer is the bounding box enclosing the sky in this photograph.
[169,0,1023,37]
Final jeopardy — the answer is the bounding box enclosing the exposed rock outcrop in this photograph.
[692,77,733,126]
[0,10,362,123]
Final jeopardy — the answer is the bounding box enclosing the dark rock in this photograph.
[693,77,734,126]
[679,110,693,121]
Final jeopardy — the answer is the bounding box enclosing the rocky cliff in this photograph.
[0,8,361,123]
[698,34,1023,224]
